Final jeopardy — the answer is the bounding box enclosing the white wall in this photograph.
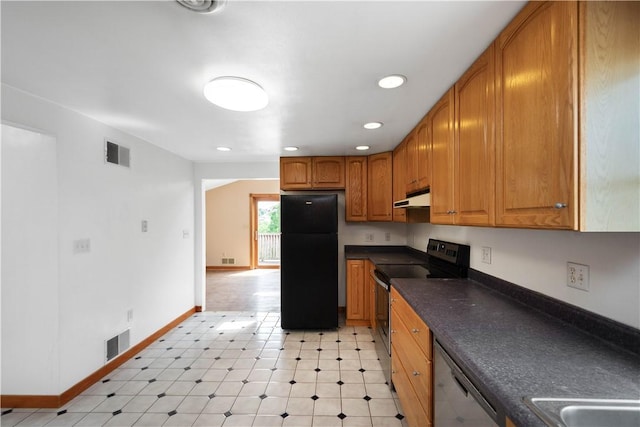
[408,223,640,329]
[1,125,59,394]
[1,85,195,394]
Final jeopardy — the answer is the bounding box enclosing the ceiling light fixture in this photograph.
[283,146,299,152]
[363,122,383,130]
[176,0,227,14]
[204,77,268,112]
[216,146,232,152]
[378,74,407,89]
[356,145,370,151]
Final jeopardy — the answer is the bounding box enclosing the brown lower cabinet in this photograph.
[345,260,369,326]
[390,288,433,427]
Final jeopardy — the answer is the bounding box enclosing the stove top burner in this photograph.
[374,239,470,286]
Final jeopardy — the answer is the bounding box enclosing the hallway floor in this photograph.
[2,270,407,427]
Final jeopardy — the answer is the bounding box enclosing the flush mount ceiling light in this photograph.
[378,74,407,89]
[204,77,268,112]
[356,145,370,151]
[283,146,299,152]
[363,122,383,130]
[216,146,232,152]
[176,0,227,14]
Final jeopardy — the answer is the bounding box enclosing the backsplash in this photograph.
[408,223,640,329]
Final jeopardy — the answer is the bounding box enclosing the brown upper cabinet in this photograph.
[430,46,495,227]
[345,153,394,222]
[428,88,456,225]
[345,156,368,221]
[454,44,496,226]
[367,152,393,221]
[280,156,345,190]
[392,141,407,222]
[405,121,430,196]
[495,1,578,229]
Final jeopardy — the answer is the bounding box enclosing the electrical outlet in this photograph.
[365,233,374,242]
[73,238,91,254]
[567,262,589,291]
[141,220,148,233]
[385,232,391,242]
[127,309,133,323]
[183,229,190,239]
[481,247,492,264]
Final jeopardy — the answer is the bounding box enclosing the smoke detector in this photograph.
[176,0,226,14]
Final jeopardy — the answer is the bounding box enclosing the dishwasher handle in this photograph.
[435,340,498,422]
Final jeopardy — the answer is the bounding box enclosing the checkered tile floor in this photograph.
[2,311,408,426]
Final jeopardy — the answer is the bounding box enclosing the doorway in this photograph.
[250,194,281,269]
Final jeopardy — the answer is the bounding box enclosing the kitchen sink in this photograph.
[524,397,640,427]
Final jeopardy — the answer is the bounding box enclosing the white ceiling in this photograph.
[1,0,526,163]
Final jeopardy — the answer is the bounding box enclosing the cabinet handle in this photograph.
[446,210,457,215]
[554,203,567,209]
[412,371,421,376]
[412,328,419,333]
[391,329,396,334]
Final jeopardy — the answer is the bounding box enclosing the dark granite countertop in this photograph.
[391,278,640,427]
[344,245,427,265]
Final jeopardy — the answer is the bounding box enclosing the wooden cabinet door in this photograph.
[312,156,345,189]
[345,157,368,222]
[280,157,312,190]
[415,120,430,191]
[429,89,456,224]
[405,131,419,195]
[496,1,578,229]
[392,141,407,222]
[346,260,369,325]
[455,44,496,226]
[367,151,393,221]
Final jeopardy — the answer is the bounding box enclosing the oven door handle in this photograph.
[371,270,390,291]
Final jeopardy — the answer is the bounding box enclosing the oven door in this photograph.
[371,269,392,387]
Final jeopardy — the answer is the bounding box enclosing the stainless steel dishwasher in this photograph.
[434,339,500,427]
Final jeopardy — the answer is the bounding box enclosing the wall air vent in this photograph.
[105,139,130,168]
[176,0,226,14]
[221,257,235,265]
[106,329,130,362]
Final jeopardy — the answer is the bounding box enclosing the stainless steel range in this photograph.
[371,239,470,387]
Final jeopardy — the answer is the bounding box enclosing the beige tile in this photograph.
[163,413,199,426]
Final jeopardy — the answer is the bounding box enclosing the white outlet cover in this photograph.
[481,247,492,264]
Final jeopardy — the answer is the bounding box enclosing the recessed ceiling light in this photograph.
[283,146,299,151]
[204,76,268,112]
[356,145,370,151]
[364,122,383,130]
[378,74,407,89]
[216,146,232,152]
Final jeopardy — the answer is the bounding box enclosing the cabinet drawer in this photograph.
[391,313,432,416]
[391,288,432,359]
[392,354,432,427]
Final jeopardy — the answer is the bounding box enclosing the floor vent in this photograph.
[106,329,130,362]
[221,257,235,265]
[105,139,130,168]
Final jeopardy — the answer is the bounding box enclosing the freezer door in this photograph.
[281,194,338,234]
[281,233,338,329]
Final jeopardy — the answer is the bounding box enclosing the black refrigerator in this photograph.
[280,194,338,329]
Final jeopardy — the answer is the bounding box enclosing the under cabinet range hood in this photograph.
[393,190,431,208]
